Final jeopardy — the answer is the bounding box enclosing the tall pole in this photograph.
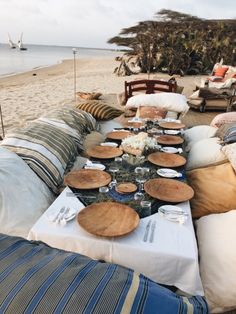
[72,48,78,104]
[0,105,5,139]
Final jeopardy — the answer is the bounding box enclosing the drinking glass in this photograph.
[98,186,109,202]
[140,200,152,218]
[134,167,150,201]
[108,166,119,188]
[114,157,123,168]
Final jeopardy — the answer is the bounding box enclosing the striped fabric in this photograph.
[0,234,209,314]
[223,125,236,144]
[1,122,78,193]
[76,101,123,120]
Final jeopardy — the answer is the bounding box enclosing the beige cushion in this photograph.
[187,162,236,218]
[196,210,236,313]
[76,92,102,100]
[184,125,217,152]
[186,137,227,170]
[210,112,236,127]
[222,142,236,171]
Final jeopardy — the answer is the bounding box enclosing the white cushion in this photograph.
[0,147,54,238]
[125,93,189,115]
[222,142,236,172]
[184,125,217,152]
[186,137,227,170]
[196,210,236,313]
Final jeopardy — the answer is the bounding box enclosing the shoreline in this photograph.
[0,56,206,134]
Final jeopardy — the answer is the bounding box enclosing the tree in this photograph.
[108,9,236,76]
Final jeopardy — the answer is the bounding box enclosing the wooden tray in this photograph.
[64,169,111,189]
[106,130,132,140]
[159,122,186,129]
[155,135,184,145]
[116,182,137,194]
[144,178,194,202]
[86,146,123,159]
[148,152,186,167]
[77,202,139,237]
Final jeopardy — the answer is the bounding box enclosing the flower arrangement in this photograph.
[121,132,157,156]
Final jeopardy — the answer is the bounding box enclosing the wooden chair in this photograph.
[124,79,177,103]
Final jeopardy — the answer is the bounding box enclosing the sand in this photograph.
[0,56,206,134]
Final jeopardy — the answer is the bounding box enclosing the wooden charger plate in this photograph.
[77,201,139,237]
[116,182,137,194]
[155,135,184,145]
[106,130,132,140]
[148,152,186,167]
[144,178,194,202]
[64,169,111,189]
[159,122,186,129]
[86,146,123,159]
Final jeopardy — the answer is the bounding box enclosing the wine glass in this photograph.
[108,166,119,188]
[134,167,150,201]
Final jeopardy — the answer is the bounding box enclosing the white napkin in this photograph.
[84,160,105,170]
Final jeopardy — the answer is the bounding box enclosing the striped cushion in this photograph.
[223,125,236,144]
[1,122,77,193]
[0,234,209,314]
[76,101,123,120]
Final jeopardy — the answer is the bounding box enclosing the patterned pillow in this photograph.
[76,101,123,120]
[215,122,236,139]
[76,92,102,100]
[223,125,236,144]
[1,122,78,193]
[210,112,236,127]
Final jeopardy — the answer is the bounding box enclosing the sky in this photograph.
[0,0,235,49]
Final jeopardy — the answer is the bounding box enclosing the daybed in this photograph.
[0,104,209,313]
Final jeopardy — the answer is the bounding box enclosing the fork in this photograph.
[143,220,152,242]
[53,206,66,223]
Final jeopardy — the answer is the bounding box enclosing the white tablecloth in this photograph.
[28,187,203,296]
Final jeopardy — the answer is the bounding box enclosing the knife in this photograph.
[149,221,156,243]
[143,219,151,242]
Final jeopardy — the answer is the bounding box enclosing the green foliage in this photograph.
[108,9,236,76]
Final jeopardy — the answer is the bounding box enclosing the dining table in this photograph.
[28,120,204,296]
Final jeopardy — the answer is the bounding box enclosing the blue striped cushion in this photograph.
[0,234,209,314]
[1,122,77,193]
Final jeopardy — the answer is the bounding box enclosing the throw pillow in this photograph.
[186,137,227,170]
[223,124,236,144]
[125,93,189,115]
[214,66,229,77]
[184,125,217,152]
[196,210,236,313]
[210,112,236,128]
[187,162,236,218]
[76,101,123,120]
[1,122,78,194]
[76,92,102,100]
[0,147,54,238]
[215,122,236,139]
[222,142,236,171]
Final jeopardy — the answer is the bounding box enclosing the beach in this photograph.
[0,55,205,133]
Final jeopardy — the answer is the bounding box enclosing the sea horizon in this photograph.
[0,43,120,78]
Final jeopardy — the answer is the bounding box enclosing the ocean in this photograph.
[0,43,119,77]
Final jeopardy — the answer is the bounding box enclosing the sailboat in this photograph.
[17,33,27,51]
[7,33,16,49]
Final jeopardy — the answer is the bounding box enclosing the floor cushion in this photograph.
[125,93,189,115]
[186,137,227,171]
[222,142,236,171]
[210,112,236,127]
[0,147,54,238]
[1,122,78,193]
[196,210,236,313]
[215,122,236,139]
[187,162,236,218]
[76,101,123,120]
[136,106,167,120]
[184,125,217,152]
